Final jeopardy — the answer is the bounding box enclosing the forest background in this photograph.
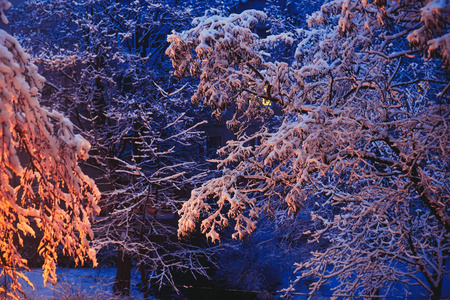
[0,0,449,299]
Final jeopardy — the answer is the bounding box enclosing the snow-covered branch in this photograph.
[0,28,100,299]
[169,1,449,298]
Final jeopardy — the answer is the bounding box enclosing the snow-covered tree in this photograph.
[9,0,236,296]
[0,1,100,298]
[168,1,449,298]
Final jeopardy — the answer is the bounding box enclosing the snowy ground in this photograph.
[16,265,450,299]
[20,267,145,299]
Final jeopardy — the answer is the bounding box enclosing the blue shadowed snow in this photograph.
[19,268,147,299]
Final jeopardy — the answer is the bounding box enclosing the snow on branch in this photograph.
[169,1,449,298]
[0,0,10,24]
[0,29,100,298]
[166,10,291,124]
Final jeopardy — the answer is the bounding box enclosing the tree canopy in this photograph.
[0,1,100,298]
[168,0,449,298]
[0,0,448,298]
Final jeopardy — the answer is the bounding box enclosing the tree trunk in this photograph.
[370,287,380,300]
[430,279,443,300]
[139,263,150,300]
[113,247,132,296]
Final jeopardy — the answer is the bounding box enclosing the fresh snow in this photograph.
[19,268,146,300]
